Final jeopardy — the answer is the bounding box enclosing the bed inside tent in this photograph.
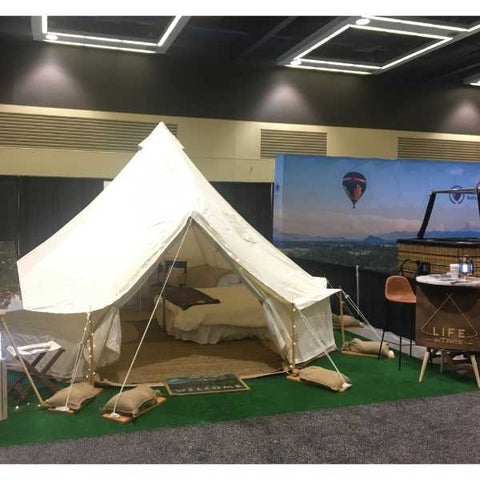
[97,219,318,386]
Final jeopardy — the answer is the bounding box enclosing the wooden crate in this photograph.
[397,238,480,277]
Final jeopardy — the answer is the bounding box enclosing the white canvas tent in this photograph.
[6,123,338,380]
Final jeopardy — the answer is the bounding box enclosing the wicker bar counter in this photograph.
[397,237,480,277]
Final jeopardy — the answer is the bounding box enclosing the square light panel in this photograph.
[279,16,480,75]
[31,16,189,54]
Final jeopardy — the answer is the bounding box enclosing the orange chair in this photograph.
[380,276,416,369]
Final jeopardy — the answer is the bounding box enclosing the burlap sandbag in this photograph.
[45,382,102,410]
[103,385,158,416]
[298,366,351,392]
[332,314,364,328]
[344,338,392,357]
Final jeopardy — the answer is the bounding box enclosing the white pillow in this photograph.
[216,272,242,287]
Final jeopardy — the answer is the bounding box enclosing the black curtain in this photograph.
[2,176,273,258]
[291,257,415,340]
[0,176,19,244]
[211,182,273,241]
[17,177,104,257]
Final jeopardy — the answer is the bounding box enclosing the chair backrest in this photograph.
[385,275,416,304]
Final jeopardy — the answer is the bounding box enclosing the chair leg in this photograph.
[409,314,414,358]
[399,334,403,370]
[378,318,388,360]
[470,354,480,389]
[419,348,431,383]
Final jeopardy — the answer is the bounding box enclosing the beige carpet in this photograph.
[97,310,284,386]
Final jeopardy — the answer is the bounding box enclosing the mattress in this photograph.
[156,285,268,344]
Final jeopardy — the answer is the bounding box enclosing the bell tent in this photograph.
[6,123,338,381]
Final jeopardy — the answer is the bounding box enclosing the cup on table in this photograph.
[449,264,460,278]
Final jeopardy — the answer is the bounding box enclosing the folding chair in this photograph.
[7,341,65,404]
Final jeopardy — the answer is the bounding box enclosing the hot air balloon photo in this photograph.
[342,171,367,209]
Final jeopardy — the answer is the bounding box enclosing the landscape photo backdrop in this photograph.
[273,155,480,273]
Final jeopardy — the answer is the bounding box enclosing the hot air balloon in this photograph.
[342,171,367,209]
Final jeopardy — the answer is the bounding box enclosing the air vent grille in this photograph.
[261,129,327,158]
[398,137,480,161]
[0,112,177,152]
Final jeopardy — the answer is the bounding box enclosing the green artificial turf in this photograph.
[0,331,478,448]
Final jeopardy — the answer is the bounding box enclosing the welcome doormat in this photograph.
[165,373,250,396]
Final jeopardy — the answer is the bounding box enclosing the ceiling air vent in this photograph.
[261,129,327,158]
[398,137,480,161]
[0,112,177,152]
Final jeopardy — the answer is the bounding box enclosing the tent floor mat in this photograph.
[96,316,284,386]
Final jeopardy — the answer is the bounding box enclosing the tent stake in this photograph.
[1,315,46,406]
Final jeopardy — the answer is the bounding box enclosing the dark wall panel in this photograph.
[212,182,273,242]
[1,39,480,135]
[1,176,272,257]
[17,177,104,256]
[0,176,19,242]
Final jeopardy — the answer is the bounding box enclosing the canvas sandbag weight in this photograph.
[103,385,158,416]
[343,338,394,358]
[46,382,102,411]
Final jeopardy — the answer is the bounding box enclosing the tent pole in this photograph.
[87,313,95,386]
[1,315,46,406]
[339,291,346,348]
[290,305,296,373]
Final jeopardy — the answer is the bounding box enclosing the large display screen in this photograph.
[273,155,480,272]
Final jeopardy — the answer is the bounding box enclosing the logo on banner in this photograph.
[449,185,465,204]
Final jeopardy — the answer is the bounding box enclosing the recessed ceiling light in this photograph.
[157,16,182,47]
[290,59,301,66]
[47,31,157,46]
[43,39,156,54]
[352,24,449,40]
[287,64,371,75]
[35,15,188,55]
[300,58,381,69]
[364,16,468,32]
[355,18,370,26]
[280,16,478,76]
[41,15,47,34]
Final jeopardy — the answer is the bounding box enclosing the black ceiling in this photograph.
[1,16,480,83]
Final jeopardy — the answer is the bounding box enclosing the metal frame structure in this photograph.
[417,187,480,239]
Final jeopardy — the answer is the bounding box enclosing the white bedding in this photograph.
[156,285,268,344]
